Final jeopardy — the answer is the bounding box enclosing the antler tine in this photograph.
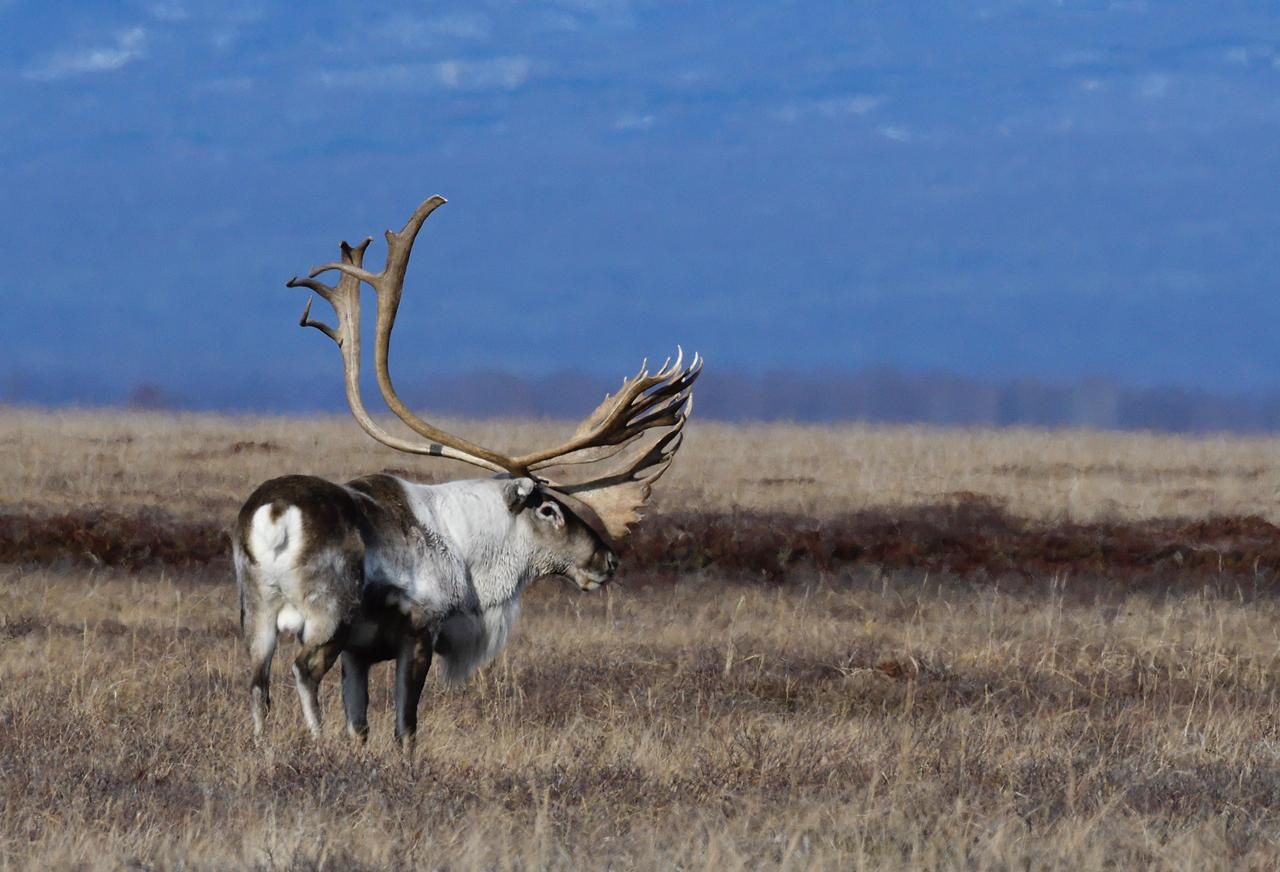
[654,346,681,378]
[624,365,697,425]
[631,422,687,483]
[297,296,339,344]
[381,195,448,296]
[588,384,692,450]
[614,390,693,441]
[307,233,379,286]
[288,276,335,301]
[554,422,687,497]
[517,349,698,470]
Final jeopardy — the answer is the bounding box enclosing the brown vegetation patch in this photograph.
[0,508,228,570]
[988,461,1268,482]
[181,439,282,461]
[626,496,1280,588]
[3,496,1280,587]
[228,439,280,454]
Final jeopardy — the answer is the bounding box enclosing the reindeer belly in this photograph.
[339,583,428,662]
[433,597,523,685]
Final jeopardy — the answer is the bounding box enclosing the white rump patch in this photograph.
[248,504,305,568]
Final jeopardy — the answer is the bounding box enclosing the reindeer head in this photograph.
[503,478,617,591]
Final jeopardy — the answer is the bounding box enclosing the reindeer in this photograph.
[233,195,700,745]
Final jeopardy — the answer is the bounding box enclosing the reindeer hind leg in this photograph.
[293,637,342,736]
[245,599,278,738]
[285,525,364,739]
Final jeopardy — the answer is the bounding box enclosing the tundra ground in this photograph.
[3,410,1280,870]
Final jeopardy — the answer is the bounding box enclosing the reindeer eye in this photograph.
[537,504,557,519]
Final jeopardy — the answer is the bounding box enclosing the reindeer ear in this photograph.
[503,477,538,512]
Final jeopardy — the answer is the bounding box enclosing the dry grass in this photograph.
[4,409,1280,869]
[4,407,1280,522]
[6,568,1280,870]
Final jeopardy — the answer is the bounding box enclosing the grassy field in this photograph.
[5,408,1280,522]
[4,409,1280,869]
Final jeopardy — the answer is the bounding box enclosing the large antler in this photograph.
[525,351,700,538]
[290,195,701,539]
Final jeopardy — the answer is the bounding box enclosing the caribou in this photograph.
[232,195,700,745]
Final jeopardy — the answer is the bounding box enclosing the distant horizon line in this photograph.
[6,366,1280,435]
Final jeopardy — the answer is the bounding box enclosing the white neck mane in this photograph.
[401,478,543,608]
[395,477,543,684]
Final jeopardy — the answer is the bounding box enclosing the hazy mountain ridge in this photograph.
[7,367,1279,434]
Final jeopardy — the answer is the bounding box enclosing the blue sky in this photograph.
[5,1,1280,406]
